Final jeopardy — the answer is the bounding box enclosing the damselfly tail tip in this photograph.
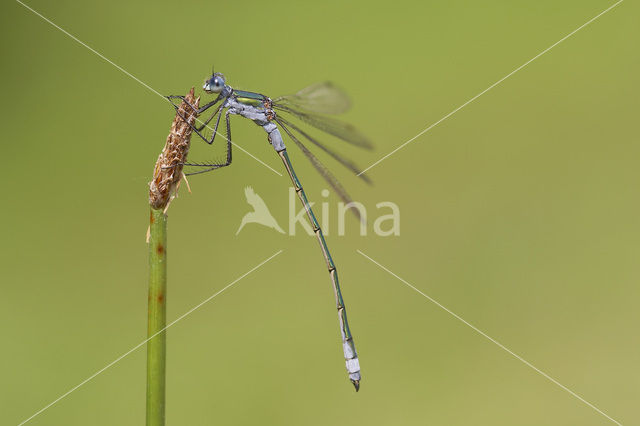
[351,379,360,392]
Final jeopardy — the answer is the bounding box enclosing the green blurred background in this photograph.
[1,0,638,424]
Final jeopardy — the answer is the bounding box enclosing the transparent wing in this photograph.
[276,116,371,184]
[274,81,351,115]
[277,119,362,221]
[273,106,373,150]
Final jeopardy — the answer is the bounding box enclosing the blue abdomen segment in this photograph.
[264,123,286,152]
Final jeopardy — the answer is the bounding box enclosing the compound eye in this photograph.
[212,75,225,90]
[203,73,226,93]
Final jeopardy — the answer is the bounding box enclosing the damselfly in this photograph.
[168,70,372,391]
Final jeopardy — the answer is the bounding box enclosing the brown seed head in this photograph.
[149,88,200,209]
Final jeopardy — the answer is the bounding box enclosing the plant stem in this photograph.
[147,207,167,426]
[146,88,198,425]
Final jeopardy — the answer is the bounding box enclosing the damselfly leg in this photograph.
[165,95,232,175]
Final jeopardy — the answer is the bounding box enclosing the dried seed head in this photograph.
[149,88,200,209]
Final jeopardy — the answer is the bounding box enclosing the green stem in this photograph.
[147,207,167,426]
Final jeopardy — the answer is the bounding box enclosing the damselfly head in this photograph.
[203,72,226,94]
